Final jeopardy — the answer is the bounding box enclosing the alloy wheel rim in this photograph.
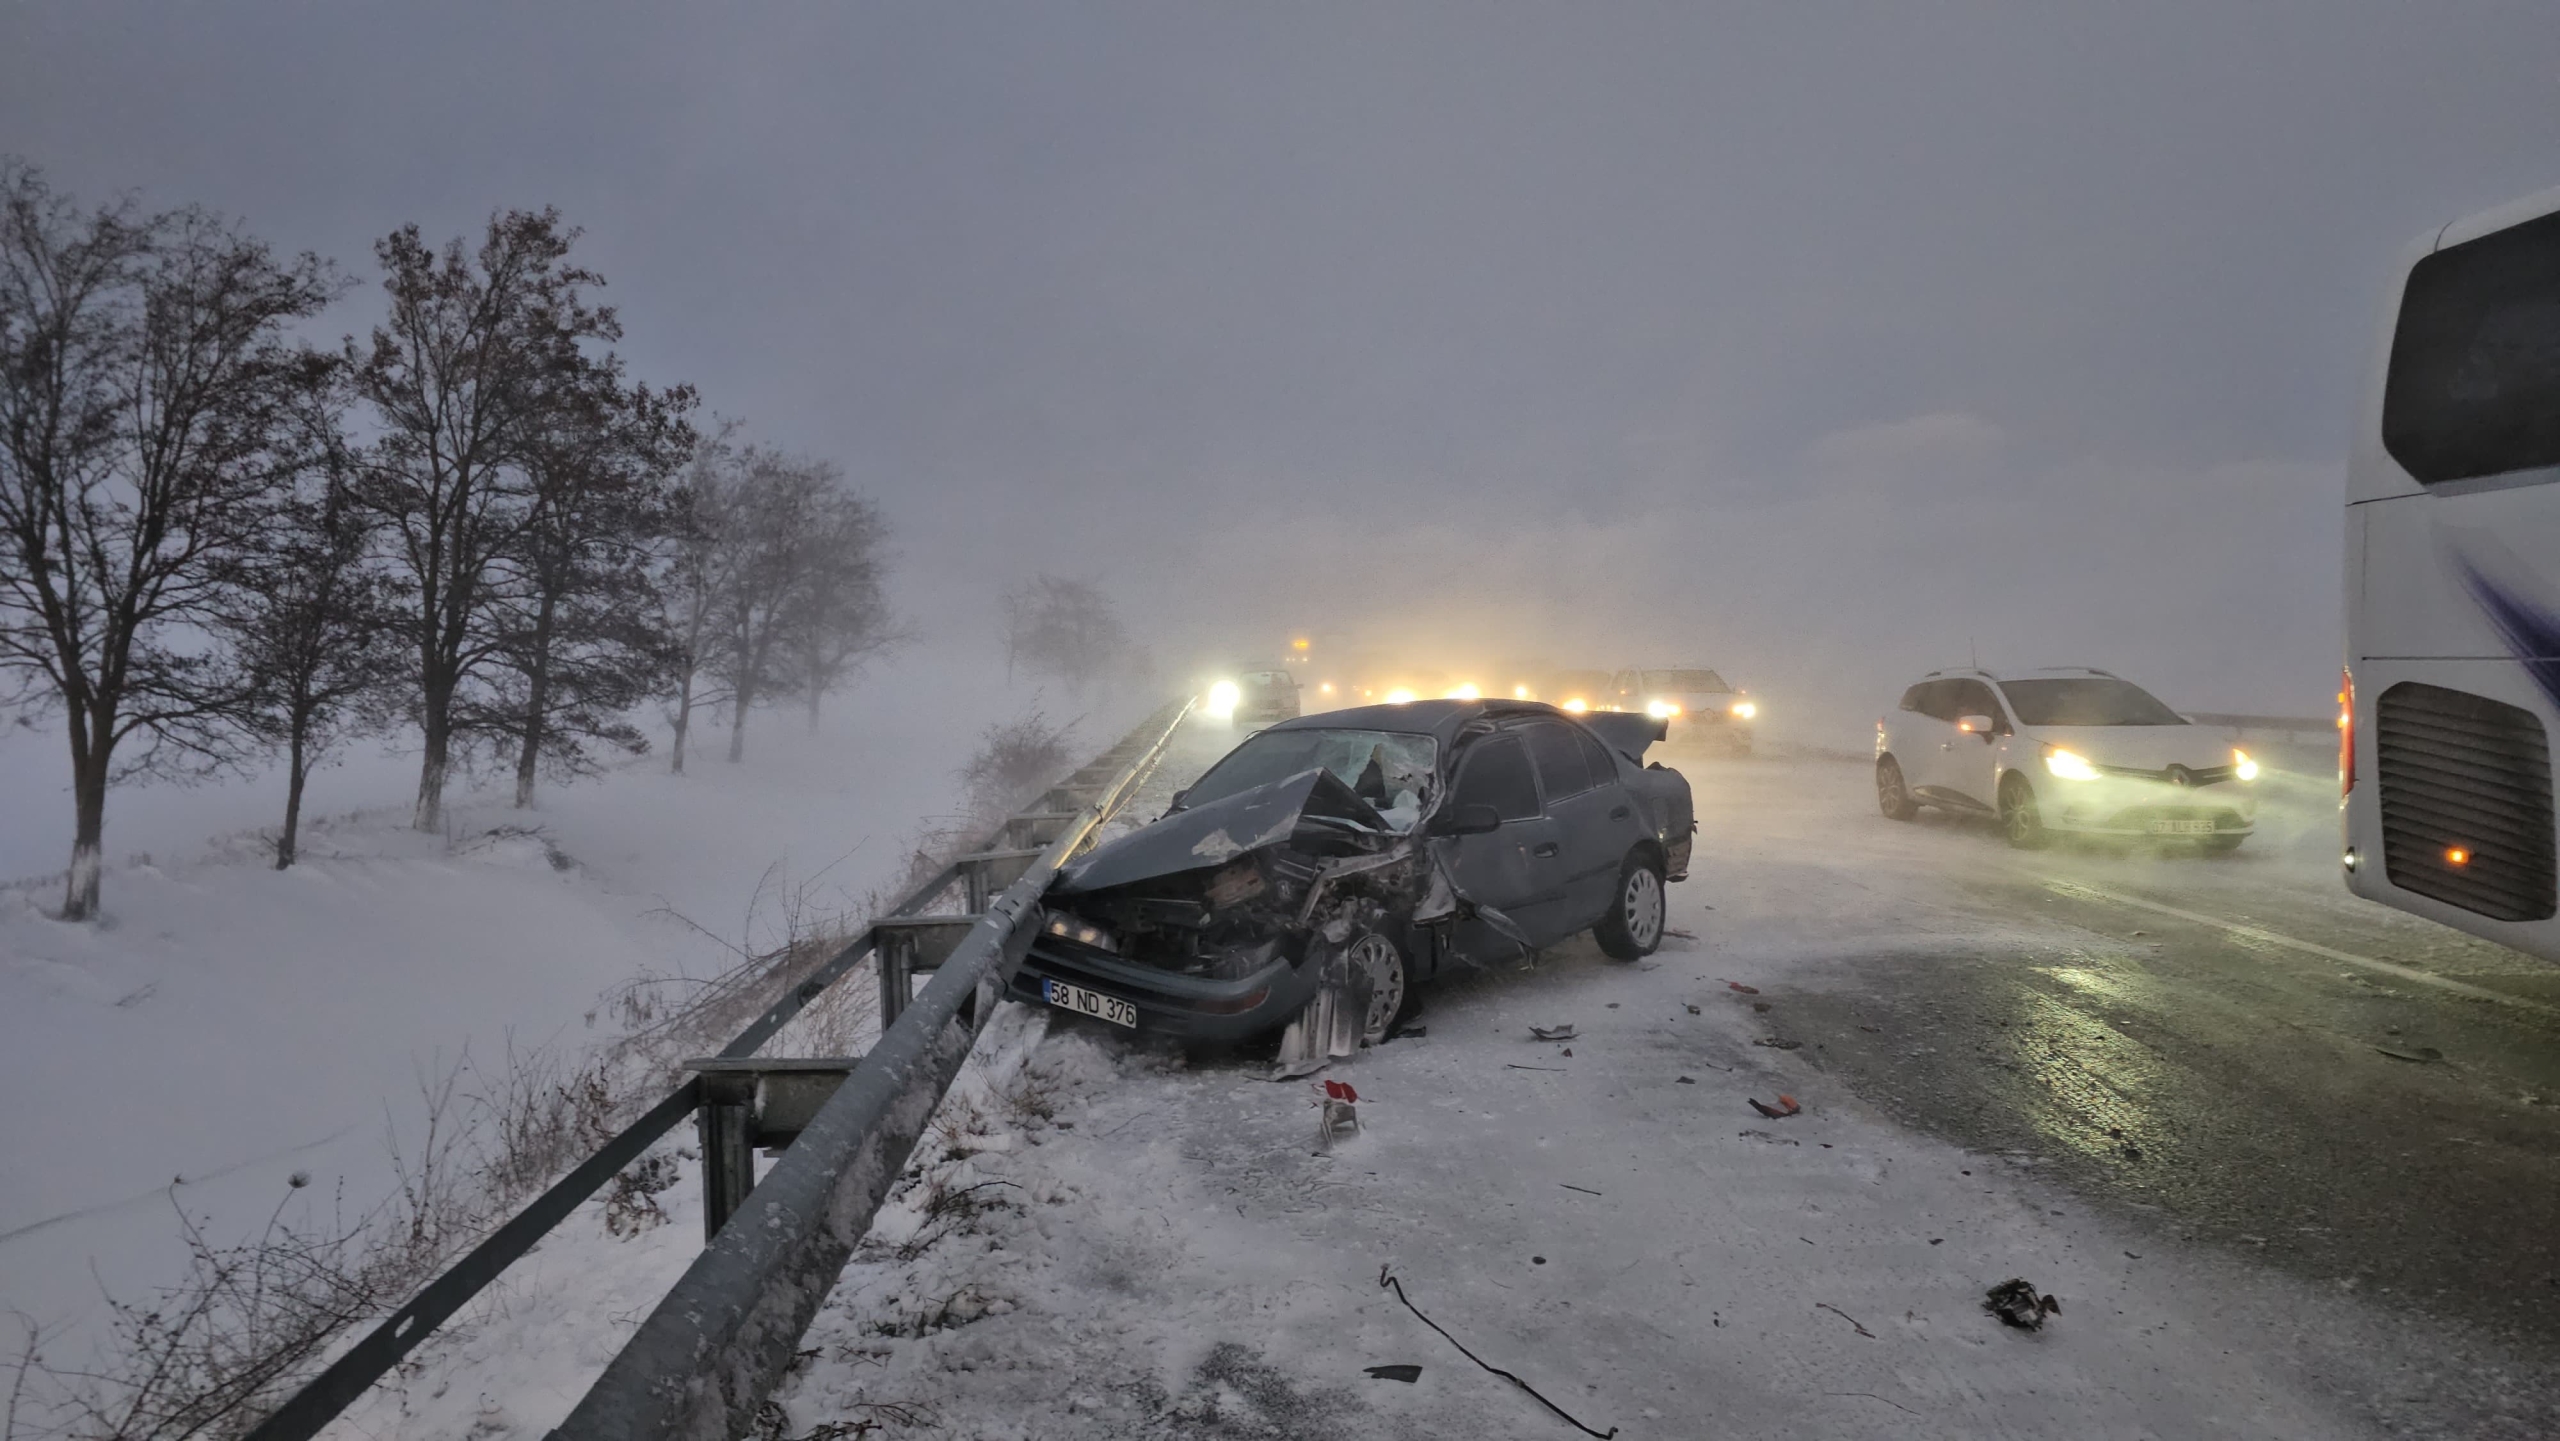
[1879,763,1902,808]
[2005,789,2035,841]
[1625,868,1664,949]
[1350,934,1402,1037]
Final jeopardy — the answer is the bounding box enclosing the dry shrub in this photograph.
[958,706,1076,822]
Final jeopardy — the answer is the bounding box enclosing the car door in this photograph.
[1522,720,1644,927]
[1933,679,2007,808]
[1895,680,1962,800]
[1437,731,1577,952]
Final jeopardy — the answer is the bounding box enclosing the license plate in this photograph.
[2149,818,2218,836]
[1042,978,1137,1028]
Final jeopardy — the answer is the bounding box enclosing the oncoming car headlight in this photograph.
[1204,680,1240,719]
[1562,697,1588,713]
[2232,748,2260,782]
[1644,699,1680,719]
[1043,914,1118,952]
[2043,747,2100,781]
[1730,701,1757,719]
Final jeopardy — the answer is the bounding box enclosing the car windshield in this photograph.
[1644,669,1728,692]
[1179,728,1438,831]
[1999,678,2187,727]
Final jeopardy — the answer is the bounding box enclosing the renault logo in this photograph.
[2166,765,2194,788]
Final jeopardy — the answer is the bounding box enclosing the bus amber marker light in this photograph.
[2448,847,2471,867]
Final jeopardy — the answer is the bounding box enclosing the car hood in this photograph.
[1580,712,1671,760]
[2021,725,2237,771]
[1052,768,1391,896]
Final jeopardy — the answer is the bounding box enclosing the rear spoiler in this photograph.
[1578,712,1669,760]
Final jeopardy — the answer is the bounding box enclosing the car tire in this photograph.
[1999,772,2049,850]
[1348,931,1414,1045]
[1596,850,1668,960]
[1877,756,1920,821]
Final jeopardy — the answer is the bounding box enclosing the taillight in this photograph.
[2338,667,2356,798]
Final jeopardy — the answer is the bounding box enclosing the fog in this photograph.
[8,2,2558,742]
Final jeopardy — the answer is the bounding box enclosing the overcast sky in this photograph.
[7,2,2557,724]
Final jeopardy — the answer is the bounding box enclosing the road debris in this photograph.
[1506,1063,1568,1073]
[2375,1045,2444,1063]
[1815,1302,1876,1338]
[1748,1094,1802,1118]
[1530,1024,1579,1042]
[1724,981,1760,995]
[1684,1003,1702,1015]
[1560,1183,1603,1196]
[1751,1001,1772,1013]
[1378,1265,1618,1438]
[1676,1075,1696,1084]
[1315,1080,1361,1149]
[1365,1364,1423,1383]
[1739,1129,1799,1146]
[1753,1037,1802,1050]
[1664,927,1697,939]
[1983,1278,2062,1330]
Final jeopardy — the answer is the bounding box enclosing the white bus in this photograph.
[2343,183,2560,961]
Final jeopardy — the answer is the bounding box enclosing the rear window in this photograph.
[2382,207,2560,486]
[1998,678,2186,728]
[1642,669,1729,692]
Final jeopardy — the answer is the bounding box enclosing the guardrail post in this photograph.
[697,1089,756,1241]
[876,927,911,1027]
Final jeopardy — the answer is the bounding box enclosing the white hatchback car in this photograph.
[1875,667,2260,850]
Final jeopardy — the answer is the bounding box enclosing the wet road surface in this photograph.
[1695,748,2560,1423]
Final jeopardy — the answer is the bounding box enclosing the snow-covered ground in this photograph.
[13,706,2522,1439]
[0,653,1135,1379]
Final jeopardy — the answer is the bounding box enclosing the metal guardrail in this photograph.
[550,697,1189,1439]
[243,699,1192,1441]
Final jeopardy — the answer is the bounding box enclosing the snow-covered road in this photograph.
[741,747,2560,1440]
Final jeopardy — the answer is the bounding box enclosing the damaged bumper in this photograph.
[1011,932,1327,1041]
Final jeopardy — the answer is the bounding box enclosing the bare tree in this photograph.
[349,209,614,832]
[0,161,338,917]
[490,370,692,806]
[709,448,829,764]
[210,356,403,868]
[785,484,901,730]
[657,423,737,775]
[997,574,1129,696]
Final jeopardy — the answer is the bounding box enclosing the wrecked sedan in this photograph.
[1012,699,1695,1063]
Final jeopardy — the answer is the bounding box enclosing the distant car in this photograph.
[1016,699,1696,1058]
[1875,666,2261,850]
[1232,666,1300,726]
[1606,666,1757,754]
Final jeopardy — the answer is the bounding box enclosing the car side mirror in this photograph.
[1427,802,1503,837]
[1957,714,1998,741]
[1168,788,1189,808]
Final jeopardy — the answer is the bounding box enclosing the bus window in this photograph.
[2381,207,2560,487]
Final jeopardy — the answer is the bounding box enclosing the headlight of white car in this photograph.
[2043,747,2101,781]
[1730,701,1757,719]
[2232,748,2260,782]
[1645,699,1680,719]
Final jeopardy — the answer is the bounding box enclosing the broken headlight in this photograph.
[1043,913,1119,953]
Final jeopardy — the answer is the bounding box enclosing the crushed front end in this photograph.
[1010,768,1428,1047]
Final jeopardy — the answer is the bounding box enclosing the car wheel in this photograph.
[1596,851,1667,960]
[1876,756,1919,820]
[1348,931,1412,1044]
[1998,773,2049,850]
